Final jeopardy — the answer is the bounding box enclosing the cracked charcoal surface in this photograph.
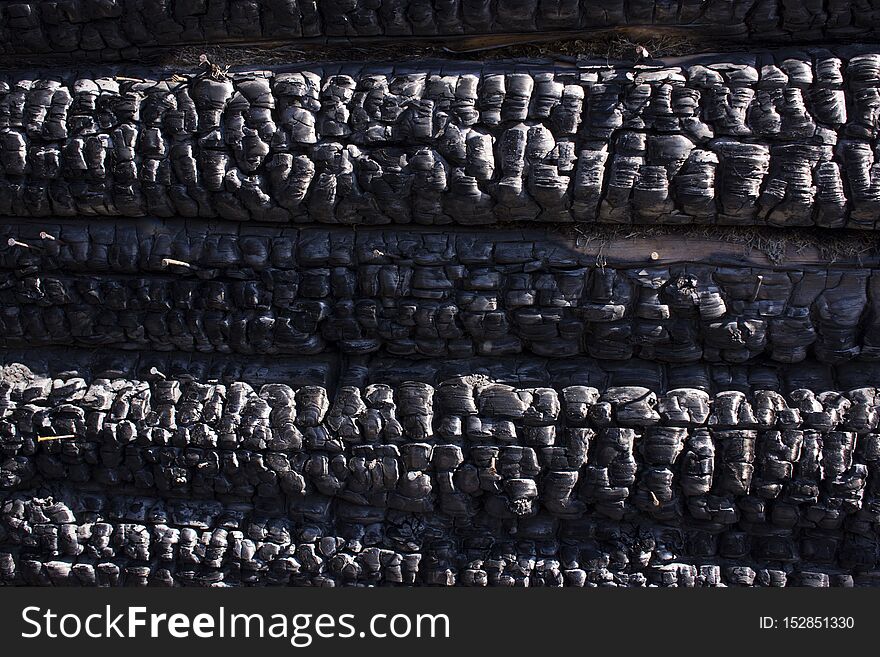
[5,50,880,228]
[0,489,871,587]
[6,7,880,590]
[0,0,876,58]
[3,362,880,587]
[0,222,876,364]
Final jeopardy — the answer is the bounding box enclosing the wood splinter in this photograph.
[37,434,75,442]
[161,258,192,269]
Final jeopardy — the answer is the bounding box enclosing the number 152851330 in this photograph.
[759,617,855,629]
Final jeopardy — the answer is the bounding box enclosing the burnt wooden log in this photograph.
[0,0,870,58]
[2,363,880,586]
[0,364,879,530]
[0,222,875,365]
[0,488,868,586]
[0,50,880,228]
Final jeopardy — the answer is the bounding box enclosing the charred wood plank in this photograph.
[0,51,879,228]
[2,362,880,586]
[0,0,868,58]
[0,223,875,365]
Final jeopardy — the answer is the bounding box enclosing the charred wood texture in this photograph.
[3,364,880,586]
[4,3,880,589]
[3,51,880,228]
[0,0,872,57]
[0,222,876,365]
[0,488,871,587]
